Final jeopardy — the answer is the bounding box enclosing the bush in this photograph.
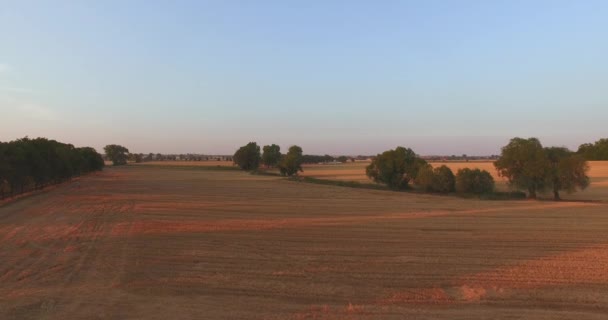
[455,168,495,194]
[278,145,303,176]
[415,165,455,193]
[433,165,456,193]
[414,165,435,192]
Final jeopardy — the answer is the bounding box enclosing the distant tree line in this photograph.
[0,137,104,199]
[363,146,497,195]
[233,142,304,176]
[577,138,608,160]
[120,152,233,163]
[300,154,355,164]
[366,137,592,200]
[230,137,597,201]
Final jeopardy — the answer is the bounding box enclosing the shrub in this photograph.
[415,165,455,193]
[455,168,495,194]
[433,165,456,193]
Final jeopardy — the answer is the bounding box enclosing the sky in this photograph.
[1,1,607,155]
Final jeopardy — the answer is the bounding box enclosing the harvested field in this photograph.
[1,165,608,319]
[301,161,608,201]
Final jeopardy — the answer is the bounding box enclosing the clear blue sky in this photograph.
[1,1,606,155]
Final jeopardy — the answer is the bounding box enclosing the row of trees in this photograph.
[577,138,608,160]
[0,137,104,199]
[300,154,354,164]
[128,153,232,162]
[233,142,304,176]
[365,137,590,200]
[365,147,497,195]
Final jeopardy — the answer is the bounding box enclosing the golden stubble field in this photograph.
[299,161,608,201]
[1,165,608,319]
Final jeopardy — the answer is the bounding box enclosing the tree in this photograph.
[366,146,427,189]
[545,147,590,200]
[104,144,129,166]
[279,145,303,176]
[455,168,495,194]
[78,147,105,173]
[414,164,435,192]
[415,165,455,193]
[233,142,261,171]
[577,138,608,160]
[433,165,456,193]
[494,138,548,199]
[262,144,281,168]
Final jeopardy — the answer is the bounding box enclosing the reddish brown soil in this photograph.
[1,166,608,319]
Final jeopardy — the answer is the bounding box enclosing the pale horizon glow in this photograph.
[1,1,607,155]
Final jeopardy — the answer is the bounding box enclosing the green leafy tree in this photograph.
[279,145,303,176]
[262,144,281,168]
[433,165,456,193]
[0,137,103,199]
[104,144,129,166]
[366,146,427,189]
[415,165,455,193]
[233,142,261,171]
[414,164,435,192]
[545,147,590,200]
[577,138,608,160]
[494,138,548,199]
[78,147,105,172]
[455,168,495,194]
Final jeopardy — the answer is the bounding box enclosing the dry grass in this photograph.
[1,166,608,319]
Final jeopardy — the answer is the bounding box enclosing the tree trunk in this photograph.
[553,190,561,201]
[528,187,537,199]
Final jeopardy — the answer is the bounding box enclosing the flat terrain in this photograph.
[299,161,608,201]
[2,166,608,319]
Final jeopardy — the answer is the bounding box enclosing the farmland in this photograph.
[136,160,608,201]
[1,165,608,319]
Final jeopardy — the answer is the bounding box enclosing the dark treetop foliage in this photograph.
[432,165,456,193]
[279,145,304,177]
[577,138,608,160]
[414,165,435,192]
[494,137,548,199]
[495,137,590,200]
[366,146,427,189]
[262,144,281,168]
[455,168,495,194]
[0,137,104,199]
[545,147,590,200]
[415,165,456,193]
[301,154,335,164]
[233,142,261,171]
[104,144,129,166]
